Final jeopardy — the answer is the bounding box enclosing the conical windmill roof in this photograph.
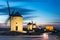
[27,22,33,25]
[12,12,22,17]
[33,24,36,25]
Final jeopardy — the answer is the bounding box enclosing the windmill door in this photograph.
[16,26,18,31]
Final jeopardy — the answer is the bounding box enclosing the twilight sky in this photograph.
[0,0,60,25]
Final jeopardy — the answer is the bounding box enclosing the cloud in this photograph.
[0,5,5,9]
[23,16,37,20]
[0,5,4,7]
[0,7,34,15]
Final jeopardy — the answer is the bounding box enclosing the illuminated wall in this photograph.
[11,16,23,32]
[33,24,36,28]
[46,25,54,31]
[27,23,33,30]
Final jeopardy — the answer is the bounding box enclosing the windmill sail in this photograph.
[5,1,11,25]
[5,17,11,25]
[31,20,33,28]
[5,1,15,25]
[7,1,10,16]
[11,9,15,19]
[11,9,15,16]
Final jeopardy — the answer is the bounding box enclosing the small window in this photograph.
[16,22,17,24]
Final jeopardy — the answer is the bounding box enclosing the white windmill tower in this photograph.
[27,20,33,31]
[5,1,23,32]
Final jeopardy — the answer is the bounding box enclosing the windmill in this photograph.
[27,20,33,31]
[5,1,23,32]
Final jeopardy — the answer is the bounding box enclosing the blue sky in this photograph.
[0,0,60,25]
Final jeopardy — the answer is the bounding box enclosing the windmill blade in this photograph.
[31,20,33,28]
[31,20,33,24]
[7,1,10,16]
[32,20,33,24]
[5,16,11,25]
[11,9,15,15]
[10,9,15,20]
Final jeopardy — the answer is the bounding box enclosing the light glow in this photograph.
[42,33,49,40]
